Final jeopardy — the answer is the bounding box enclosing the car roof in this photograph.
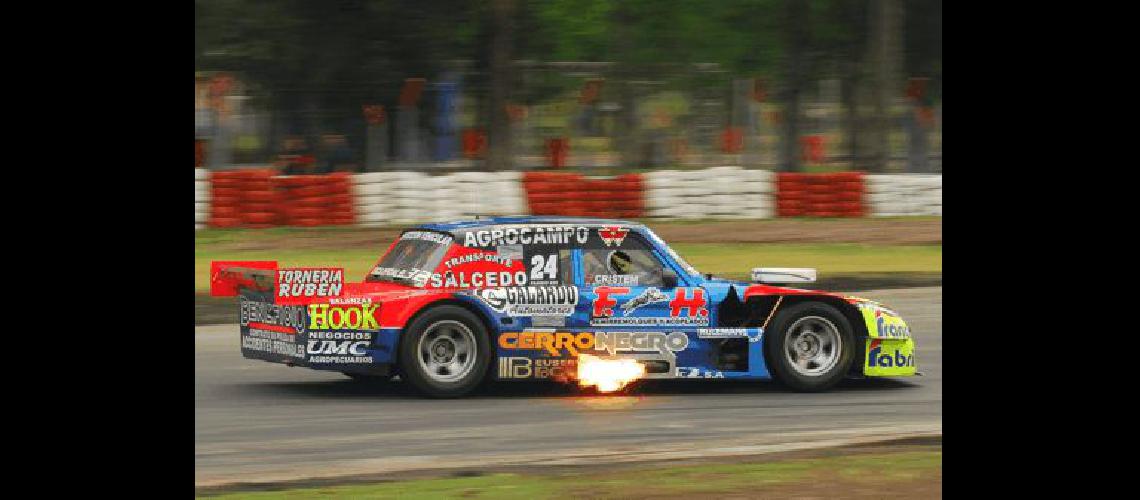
[413,216,647,233]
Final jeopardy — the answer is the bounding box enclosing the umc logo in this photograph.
[866,339,915,368]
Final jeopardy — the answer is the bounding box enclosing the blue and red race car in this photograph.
[218,216,916,398]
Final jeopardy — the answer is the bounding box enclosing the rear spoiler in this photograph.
[210,261,277,297]
[751,267,817,284]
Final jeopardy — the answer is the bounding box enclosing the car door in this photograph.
[571,233,710,377]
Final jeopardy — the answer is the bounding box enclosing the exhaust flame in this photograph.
[577,354,646,393]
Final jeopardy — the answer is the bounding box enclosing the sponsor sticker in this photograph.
[306,337,374,364]
[697,328,764,343]
[864,338,917,376]
[593,331,690,359]
[590,287,710,326]
[498,331,595,357]
[307,303,380,330]
[369,266,432,287]
[498,357,576,380]
[401,231,453,244]
[598,226,630,247]
[242,331,305,359]
[475,286,578,317]
[442,251,515,269]
[240,297,307,334]
[678,367,726,378]
[429,270,528,288]
[463,226,591,247]
[531,316,566,327]
[594,274,639,286]
[276,267,344,304]
[856,302,911,339]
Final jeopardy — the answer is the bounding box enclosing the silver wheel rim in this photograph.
[416,320,477,383]
[785,316,842,376]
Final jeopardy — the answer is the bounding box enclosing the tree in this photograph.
[779,0,810,172]
[866,0,903,172]
[485,0,517,171]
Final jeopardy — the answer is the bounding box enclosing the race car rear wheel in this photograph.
[399,305,491,398]
[765,301,855,392]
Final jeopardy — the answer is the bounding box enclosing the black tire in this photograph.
[398,305,491,398]
[765,301,855,392]
[343,373,391,383]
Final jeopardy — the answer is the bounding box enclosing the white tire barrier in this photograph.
[195,171,208,230]
[865,174,943,216]
[645,167,775,219]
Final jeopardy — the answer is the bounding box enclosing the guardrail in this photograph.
[194,168,941,230]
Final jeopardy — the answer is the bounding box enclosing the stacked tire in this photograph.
[646,167,774,219]
[277,173,356,227]
[865,174,941,216]
[804,172,864,217]
[207,170,246,228]
[776,172,865,218]
[239,169,281,228]
[386,171,432,224]
[195,168,209,230]
[522,171,646,218]
[447,171,527,218]
[353,172,395,228]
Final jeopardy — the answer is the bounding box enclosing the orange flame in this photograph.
[577,354,646,393]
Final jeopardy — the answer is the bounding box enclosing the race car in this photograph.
[220,216,916,398]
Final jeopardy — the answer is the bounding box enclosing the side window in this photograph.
[581,237,664,287]
[559,249,573,284]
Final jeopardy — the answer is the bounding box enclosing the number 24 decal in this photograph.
[530,254,557,280]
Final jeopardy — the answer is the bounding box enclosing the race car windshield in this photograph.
[644,228,701,277]
[366,232,452,286]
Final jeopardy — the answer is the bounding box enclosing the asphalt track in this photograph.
[195,287,942,488]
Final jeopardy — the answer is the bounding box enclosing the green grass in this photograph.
[195,242,940,293]
[197,450,941,499]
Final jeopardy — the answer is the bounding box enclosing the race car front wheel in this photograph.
[398,305,491,398]
[765,301,855,392]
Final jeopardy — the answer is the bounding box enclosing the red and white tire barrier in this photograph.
[194,167,940,231]
[201,169,356,229]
